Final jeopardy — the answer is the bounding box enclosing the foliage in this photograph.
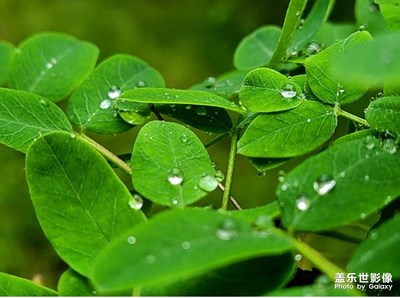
[0,0,399,296]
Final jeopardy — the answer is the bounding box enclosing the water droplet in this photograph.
[181,241,191,250]
[339,171,346,178]
[313,174,336,195]
[136,80,146,88]
[214,170,225,182]
[281,183,288,191]
[296,195,310,211]
[253,215,272,228]
[370,232,378,240]
[146,254,156,264]
[198,174,218,192]
[171,198,180,206]
[185,105,191,110]
[304,42,320,56]
[215,219,238,241]
[99,99,112,110]
[129,194,144,210]
[297,19,305,29]
[194,106,207,116]
[39,98,48,106]
[280,83,297,99]
[278,170,285,183]
[167,168,184,185]
[108,85,121,99]
[364,175,370,181]
[360,212,367,219]
[295,11,301,16]
[382,138,397,154]
[358,24,367,31]
[181,134,188,143]
[204,76,217,88]
[364,136,376,150]
[69,132,76,139]
[306,118,311,123]
[127,236,136,244]
[294,254,302,261]
[45,62,53,69]
[385,195,393,205]
[50,57,57,64]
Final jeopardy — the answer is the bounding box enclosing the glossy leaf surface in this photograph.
[0,273,57,296]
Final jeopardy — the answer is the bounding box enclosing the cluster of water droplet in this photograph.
[215,218,238,241]
[99,85,121,111]
[45,57,57,69]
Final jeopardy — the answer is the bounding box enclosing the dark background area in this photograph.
[0,0,355,289]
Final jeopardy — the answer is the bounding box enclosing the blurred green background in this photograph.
[0,0,355,289]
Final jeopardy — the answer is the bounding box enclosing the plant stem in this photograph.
[78,133,132,176]
[221,132,238,210]
[268,0,308,69]
[335,107,370,127]
[218,183,242,210]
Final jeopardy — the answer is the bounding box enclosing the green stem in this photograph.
[78,133,132,176]
[335,107,370,127]
[221,132,238,210]
[268,0,308,69]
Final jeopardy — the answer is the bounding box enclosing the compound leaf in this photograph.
[26,131,145,277]
[237,100,337,158]
[278,136,400,232]
[67,54,164,134]
[0,40,15,85]
[365,96,400,135]
[239,68,303,113]
[131,121,216,207]
[9,32,99,102]
[0,272,57,296]
[0,88,73,152]
[93,208,293,292]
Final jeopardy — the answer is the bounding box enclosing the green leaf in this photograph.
[288,0,332,54]
[270,283,350,296]
[0,40,15,85]
[0,88,73,153]
[239,68,303,113]
[190,70,248,99]
[117,87,245,114]
[376,0,400,30]
[314,22,356,47]
[0,272,57,296]
[249,157,291,173]
[237,101,337,158]
[230,201,281,221]
[26,131,146,277]
[9,32,99,102]
[355,0,388,35]
[365,96,400,135]
[67,54,164,134]
[290,74,318,100]
[306,31,373,105]
[348,214,400,279]
[233,26,281,70]
[141,254,295,296]
[93,208,293,291]
[131,121,216,207]
[278,136,400,232]
[58,269,95,296]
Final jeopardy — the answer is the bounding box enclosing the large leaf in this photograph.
[237,100,337,158]
[67,54,164,134]
[8,32,99,102]
[239,68,303,113]
[348,214,400,279]
[131,121,216,207]
[0,88,73,152]
[58,269,95,296]
[355,0,388,35]
[26,131,146,277]
[233,25,281,70]
[278,136,400,232]
[0,272,57,296]
[376,0,400,30]
[365,96,400,135]
[0,40,15,84]
[93,208,293,292]
[306,31,373,105]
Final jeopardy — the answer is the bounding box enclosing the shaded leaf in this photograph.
[0,40,15,85]
[0,272,57,296]
[93,208,293,292]
[67,54,164,134]
[306,31,373,105]
[314,22,356,46]
[278,136,400,232]
[9,32,99,102]
[237,101,337,158]
[239,68,303,113]
[131,121,216,207]
[249,157,291,173]
[365,96,400,135]
[230,201,281,221]
[0,88,73,152]
[26,131,146,277]
[355,0,388,35]
[233,26,281,70]
[376,0,400,30]
[58,269,95,296]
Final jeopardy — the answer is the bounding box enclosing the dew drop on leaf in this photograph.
[127,236,136,245]
[313,174,336,196]
[181,241,191,250]
[198,174,218,192]
[128,194,144,210]
[278,170,285,182]
[214,170,225,182]
[39,98,49,106]
[294,254,302,261]
[99,99,112,110]
[194,106,207,116]
[280,83,297,99]
[69,132,76,139]
[304,42,320,56]
[136,80,146,88]
[167,168,184,185]
[171,198,180,206]
[215,218,238,241]
[107,85,121,99]
[382,138,397,154]
[364,136,376,150]
[360,212,367,219]
[364,175,370,181]
[296,195,310,211]
[146,254,156,264]
[204,76,217,88]
[306,118,311,123]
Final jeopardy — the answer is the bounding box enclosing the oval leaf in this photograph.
[0,40,15,84]
[237,100,337,158]
[365,96,400,135]
[93,208,293,291]
[26,131,146,277]
[239,68,303,113]
[131,121,216,207]
[0,88,73,152]
[348,214,400,279]
[278,136,400,232]
[0,272,57,296]
[9,32,99,102]
[306,31,373,105]
[67,54,164,134]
